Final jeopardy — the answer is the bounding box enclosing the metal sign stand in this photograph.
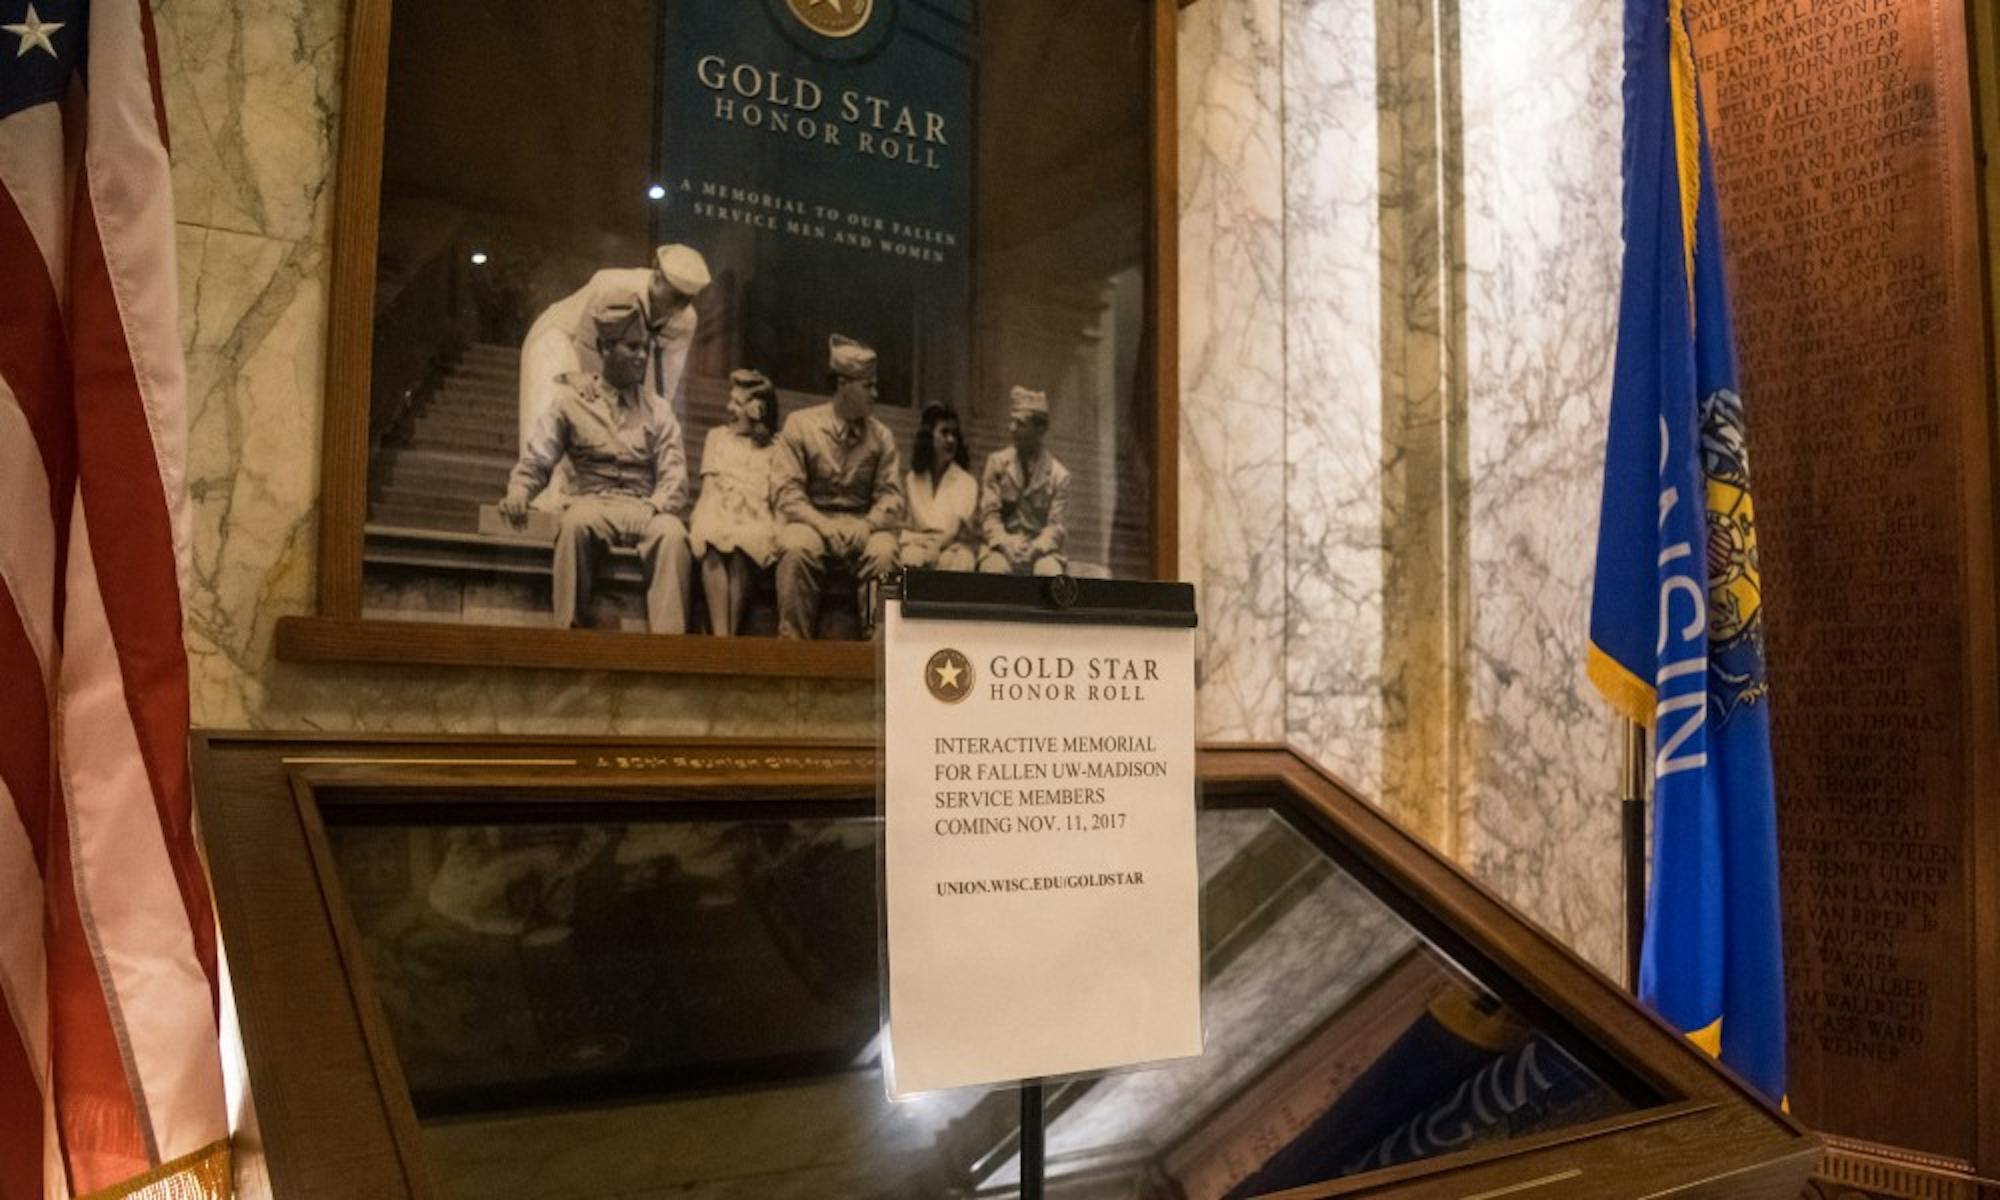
[891,567,1198,631]
[1622,718,1649,992]
[1019,1081,1045,1200]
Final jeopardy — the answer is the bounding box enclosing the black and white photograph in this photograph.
[352,0,1162,647]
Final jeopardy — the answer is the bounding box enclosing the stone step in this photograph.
[440,366,520,390]
[426,393,513,411]
[370,482,488,510]
[430,378,516,402]
[367,503,480,533]
[374,450,514,493]
[400,417,516,452]
[418,402,513,422]
[456,343,521,365]
[361,524,651,591]
[370,485,485,517]
[418,395,517,422]
[435,373,515,394]
[376,444,517,468]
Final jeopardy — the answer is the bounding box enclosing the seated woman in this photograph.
[899,402,979,572]
[689,369,781,635]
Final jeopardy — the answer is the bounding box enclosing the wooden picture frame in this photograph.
[195,734,1818,1198]
[275,0,1182,679]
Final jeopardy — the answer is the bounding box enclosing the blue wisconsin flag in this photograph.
[1587,0,1786,1104]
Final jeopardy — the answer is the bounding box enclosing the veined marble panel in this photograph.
[1179,0,1288,741]
[155,0,341,243]
[177,221,323,720]
[1455,0,1626,974]
[1282,0,1385,797]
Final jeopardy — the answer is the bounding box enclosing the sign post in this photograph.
[880,571,1203,1100]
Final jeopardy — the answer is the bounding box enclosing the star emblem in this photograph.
[4,4,63,58]
[924,648,973,703]
[787,0,870,34]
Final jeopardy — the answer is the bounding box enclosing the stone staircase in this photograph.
[370,343,523,532]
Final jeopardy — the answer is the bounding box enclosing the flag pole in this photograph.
[1621,717,1649,992]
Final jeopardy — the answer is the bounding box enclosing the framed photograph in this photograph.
[277,0,1181,678]
[194,734,1816,1199]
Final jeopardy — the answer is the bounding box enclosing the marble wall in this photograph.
[1274,0,1627,968]
[1178,0,1288,741]
[1453,0,1626,971]
[1281,0,1385,797]
[160,0,1626,964]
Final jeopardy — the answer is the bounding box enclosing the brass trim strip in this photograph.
[1459,1170,1583,1200]
[279,757,578,766]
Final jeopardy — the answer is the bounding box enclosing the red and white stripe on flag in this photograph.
[0,0,230,1194]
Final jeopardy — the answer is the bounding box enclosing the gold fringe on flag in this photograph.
[1666,0,1703,315]
[79,1138,232,1200]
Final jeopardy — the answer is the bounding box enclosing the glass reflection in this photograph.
[983,810,1634,1198]
[324,805,1640,1200]
[329,812,1013,1199]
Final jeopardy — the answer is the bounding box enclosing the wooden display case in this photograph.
[194,734,1819,1198]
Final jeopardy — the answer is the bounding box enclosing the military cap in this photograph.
[588,292,649,341]
[653,244,712,296]
[1008,385,1051,421]
[828,334,879,381]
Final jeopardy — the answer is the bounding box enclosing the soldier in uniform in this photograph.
[516,244,711,510]
[771,336,905,638]
[977,386,1071,577]
[498,293,694,632]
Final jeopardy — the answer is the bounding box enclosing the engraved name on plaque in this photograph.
[1688,0,1997,1184]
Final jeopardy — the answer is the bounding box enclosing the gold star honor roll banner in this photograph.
[881,573,1203,1096]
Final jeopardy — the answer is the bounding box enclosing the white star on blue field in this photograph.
[4,2,63,58]
[0,0,77,118]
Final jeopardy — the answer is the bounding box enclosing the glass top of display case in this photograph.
[192,737,1817,1200]
[320,802,1645,1200]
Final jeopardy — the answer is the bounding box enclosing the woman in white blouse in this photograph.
[899,403,979,571]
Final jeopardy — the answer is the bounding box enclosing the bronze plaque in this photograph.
[1688,0,1995,1171]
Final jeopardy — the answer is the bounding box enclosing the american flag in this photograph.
[0,0,230,1195]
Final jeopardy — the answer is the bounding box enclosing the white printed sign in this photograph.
[882,601,1202,1096]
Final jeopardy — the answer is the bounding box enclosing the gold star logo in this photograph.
[925,648,973,704]
[786,0,872,38]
